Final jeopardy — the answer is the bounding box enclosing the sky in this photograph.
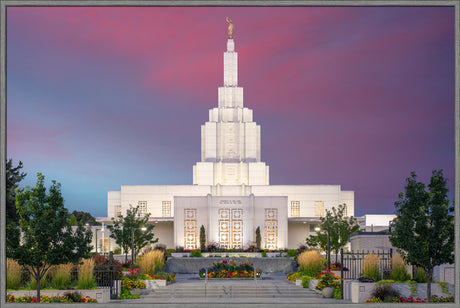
[6,5,455,218]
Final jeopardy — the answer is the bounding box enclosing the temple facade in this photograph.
[99,31,354,250]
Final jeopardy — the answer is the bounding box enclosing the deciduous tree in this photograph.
[306,204,360,263]
[107,205,158,264]
[389,170,454,302]
[7,173,92,303]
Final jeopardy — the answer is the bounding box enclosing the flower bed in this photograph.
[365,295,455,303]
[344,280,455,303]
[199,259,261,279]
[6,294,97,303]
[7,289,109,303]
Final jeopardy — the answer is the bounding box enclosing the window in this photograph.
[343,204,348,217]
[137,201,147,216]
[115,205,122,217]
[314,201,324,217]
[162,201,172,217]
[290,201,300,217]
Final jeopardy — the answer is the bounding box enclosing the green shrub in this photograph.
[113,247,122,255]
[190,250,202,257]
[333,287,341,299]
[261,251,267,257]
[371,282,400,302]
[286,249,297,257]
[415,267,427,283]
[301,275,312,288]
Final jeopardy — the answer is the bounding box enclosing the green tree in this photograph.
[389,170,454,302]
[306,204,360,264]
[6,158,27,224]
[255,226,261,250]
[200,225,206,251]
[7,173,92,303]
[69,210,98,226]
[68,214,78,226]
[107,205,158,264]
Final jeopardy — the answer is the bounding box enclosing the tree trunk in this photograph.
[426,268,433,303]
[36,272,41,303]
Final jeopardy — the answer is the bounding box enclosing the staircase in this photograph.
[142,276,322,300]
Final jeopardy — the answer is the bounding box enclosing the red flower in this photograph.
[223,260,227,264]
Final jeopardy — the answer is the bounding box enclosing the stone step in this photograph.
[143,286,321,298]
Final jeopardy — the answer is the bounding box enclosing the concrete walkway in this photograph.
[112,273,351,306]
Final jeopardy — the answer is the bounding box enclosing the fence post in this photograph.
[340,248,344,299]
[109,251,114,299]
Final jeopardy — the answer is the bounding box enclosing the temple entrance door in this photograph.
[218,208,243,249]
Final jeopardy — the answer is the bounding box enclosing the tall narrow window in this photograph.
[184,209,197,249]
[314,201,324,217]
[162,201,172,217]
[343,204,348,217]
[115,205,122,217]
[290,201,300,217]
[264,208,278,249]
[137,201,147,216]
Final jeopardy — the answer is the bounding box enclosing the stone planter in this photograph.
[7,289,111,303]
[343,281,455,303]
[322,287,335,298]
[309,279,319,290]
[141,279,167,289]
[130,288,143,296]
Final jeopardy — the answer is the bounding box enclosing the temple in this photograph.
[98,25,354,250]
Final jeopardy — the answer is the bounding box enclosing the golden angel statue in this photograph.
[226,17,234,39]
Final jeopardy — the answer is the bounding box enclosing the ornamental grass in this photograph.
[51,263,74,289]
[137,250,165,276]
[297,250,322,276]
[77,258,95,289]
[6,258,22,290]
[362,253,380,281]
[390,253,409,282]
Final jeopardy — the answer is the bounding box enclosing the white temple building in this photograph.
[98,26,354,250]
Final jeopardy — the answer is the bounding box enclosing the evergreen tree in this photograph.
[6,158,27,224]
[255,226,261,250]
[389,170,454,302]
[7,173,92,303]
[200,225,206,251]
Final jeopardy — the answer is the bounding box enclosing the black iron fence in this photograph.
[340,249,393,280]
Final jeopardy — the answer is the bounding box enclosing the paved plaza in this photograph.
[112,273,351,306]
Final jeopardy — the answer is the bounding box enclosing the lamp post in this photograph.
[315,226,331,270]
